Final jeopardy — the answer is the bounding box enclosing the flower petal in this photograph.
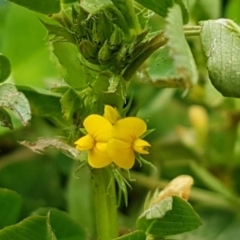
[84,115,112,142]
[88,142,112,168]
[75,134,95,150]
[107,139,135,169]
[133,138,150,154]
[112,117,147,142]
[103,105,120,124]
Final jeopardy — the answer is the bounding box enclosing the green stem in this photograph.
[91,167,118,240]
[123,31,167,81]
[184,26,201,36]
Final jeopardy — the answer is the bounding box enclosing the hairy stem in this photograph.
[91,167,118,240]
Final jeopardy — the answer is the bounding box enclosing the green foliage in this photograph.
[0,188,22,229]
[8,0,61,14]
[0,215,57,240]
[1,1,240,240]
[32,208,86,239]
[164,4,198,88]
[135,0,189,24]
[137,196,202,237]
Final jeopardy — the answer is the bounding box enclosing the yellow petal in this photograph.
[107,139,135,169]
[133,138,150,154]
[103,105,120,124]
[75,134,95,150]
[84,115,112,142]
[112,117,147,142]
[88,142,112,168]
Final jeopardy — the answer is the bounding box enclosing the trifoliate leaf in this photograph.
[200,19,240,98]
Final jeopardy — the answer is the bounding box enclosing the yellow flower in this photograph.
[75,105,150,170]
[74,114,113,168]
[107,117,150,170]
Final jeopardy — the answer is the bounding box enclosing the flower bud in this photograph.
[78,40,98,63]
[98,40,112,64]
[109,25,122,51]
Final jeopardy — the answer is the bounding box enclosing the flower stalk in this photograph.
[91,167,118,240]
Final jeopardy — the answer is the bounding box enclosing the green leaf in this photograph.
[60,88,82,121]
[51,42,86,88]
[20,137,82,160]
[8,0,61,14]
[146,46,182,87]
[17,86,69,127]
[200,19,240,98]
[0,107,13,129]
[135,0,189,24]
[66,165,96,238]
[137,196,202,237]
[0,83,31,126]
[0,215,56,240]
[111,0,141,34]
[0,156,65,214]
[0,53,11,83]
[32,208,86,240]
[164,4,198,88]
[174,209,240,240]
[1,4,58,87]
[40,20,75,44]
[0,188,22,229]
[113,230,146,240]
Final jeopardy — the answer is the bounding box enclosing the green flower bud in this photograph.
[109,25,122,52]
[98,41,112,64]
[78,40,98,63]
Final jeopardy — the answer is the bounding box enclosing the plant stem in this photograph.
[123,31,167,81]
[184,26,202,36]
[91,167,118,240]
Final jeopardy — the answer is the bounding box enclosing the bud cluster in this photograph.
[71,5,149,74]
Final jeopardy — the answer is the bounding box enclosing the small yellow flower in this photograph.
[74,114,113,168]
[75,105,150,170]
[107,117,150,170]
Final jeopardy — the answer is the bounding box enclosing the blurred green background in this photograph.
[1,0,240,239]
